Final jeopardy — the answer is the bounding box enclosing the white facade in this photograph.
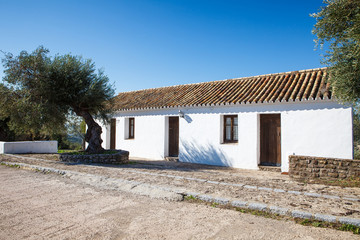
[101,100,353,172]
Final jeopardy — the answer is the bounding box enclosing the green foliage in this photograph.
[65,114,85,149]
[312,222,323,228]
[80,120,86,135]
[354,110,360,141]
[57,149,78,154]
[45,54,115,119]
[340,224,360,234]
[299,219,312,226]
[312,0,360,105]
[1,47,67,139]
[53,133,82,151]
[184,195,197,200]
[0,163,20,168]
[353,109,360,158]
[354,147,360,159]
[1,46,115,147]
[0,117,15,141]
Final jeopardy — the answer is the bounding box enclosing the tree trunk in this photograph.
[74,109,104,154]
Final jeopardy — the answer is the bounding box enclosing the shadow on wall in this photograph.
[184,115,193,123]
[180,140,232,167]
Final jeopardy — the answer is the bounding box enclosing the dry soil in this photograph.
[0,165,359,240]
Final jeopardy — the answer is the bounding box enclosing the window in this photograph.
[128,117,135,139]
[223,115,238,143]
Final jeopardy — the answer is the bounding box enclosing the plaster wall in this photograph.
[100,122,110,149]
[111,116,166,159]
[281,105,353,171]
[178,111,259,169]
[103,101,353,171]
[0,141,58,154]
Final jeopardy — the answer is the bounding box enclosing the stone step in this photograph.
[165,157,179,162]
[258,165,281,172]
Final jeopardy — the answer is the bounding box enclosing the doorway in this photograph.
[168,117,179,157]
[260,114,281,166]
[110,119,116,149]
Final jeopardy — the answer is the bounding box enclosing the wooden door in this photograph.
[168,117,179,157]
[260,114,281,166]
[110,119,116,149]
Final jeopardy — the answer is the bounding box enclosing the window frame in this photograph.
[128,117,135,139]
[223,115,238,143]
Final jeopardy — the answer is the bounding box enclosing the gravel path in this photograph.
[1,154,359,219]
[1,165,359,239]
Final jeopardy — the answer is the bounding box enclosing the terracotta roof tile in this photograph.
[112,68,331,111]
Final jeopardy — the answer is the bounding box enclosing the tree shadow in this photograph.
[179,140,232,167]
[75,141,234,173]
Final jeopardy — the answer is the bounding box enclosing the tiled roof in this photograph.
[112,68,331,111]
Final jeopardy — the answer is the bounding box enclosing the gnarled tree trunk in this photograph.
[74,109,104,154]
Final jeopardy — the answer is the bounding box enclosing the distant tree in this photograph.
[312,0,360,105]
[66,114,86,150]
[1,46,115,153]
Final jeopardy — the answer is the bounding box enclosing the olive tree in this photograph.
[312,0,360,104]
[1,46,115,153]
[1,49,67,140]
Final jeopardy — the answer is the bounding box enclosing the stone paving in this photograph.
[1,154,360,226]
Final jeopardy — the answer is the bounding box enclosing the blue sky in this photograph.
[0,0,326,94]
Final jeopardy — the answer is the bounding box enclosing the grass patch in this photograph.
[312,221,323,228]
[0,162,20,168]
[340,224,360,234]
[234,207,281,219]
[303,177,360,188]
[296,218,334,228]
[58,149,78,154]
[211,202,219,208]
[296,218,360,234]
[184,195,200,202]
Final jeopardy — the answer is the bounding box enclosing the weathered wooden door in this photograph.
[168,117,179,157]
[110,119,116,149]
[260,114,281,166]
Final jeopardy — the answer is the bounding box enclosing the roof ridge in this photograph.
[233,67,328,80]
[116,67,327,95]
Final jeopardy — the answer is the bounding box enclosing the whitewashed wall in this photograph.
[281,104,353,171]
[103,101,353,172]
[117,116,166,159]
[0,141,58,154]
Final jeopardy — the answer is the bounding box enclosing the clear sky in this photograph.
[0,0,326,94]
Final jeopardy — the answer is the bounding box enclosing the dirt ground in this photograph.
[0,165,358,240]
[1,154,359,218]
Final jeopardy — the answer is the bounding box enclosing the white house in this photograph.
[100,68,353,172]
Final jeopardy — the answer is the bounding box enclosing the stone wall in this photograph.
[289,155,360,180]
[59,150,129,164]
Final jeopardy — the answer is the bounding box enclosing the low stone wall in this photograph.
[289,155,360,180]
[0,141,58,154]
[59,150,129,164]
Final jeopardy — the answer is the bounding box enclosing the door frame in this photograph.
[259,113,281,166]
